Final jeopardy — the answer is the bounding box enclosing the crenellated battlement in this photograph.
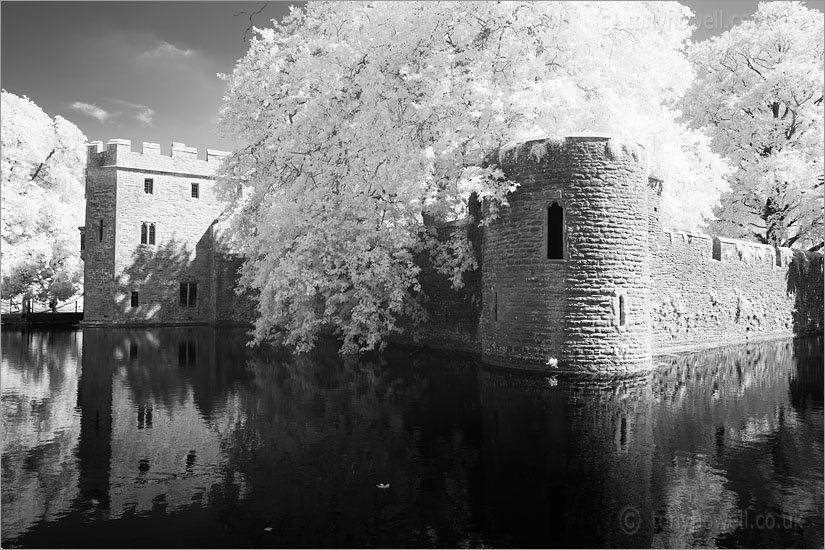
[661,229,822,268]
[87,139,230,177]
[493,135,650,175]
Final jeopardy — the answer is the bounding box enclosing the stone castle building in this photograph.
[80,136,823,372]
[80,139,253,328]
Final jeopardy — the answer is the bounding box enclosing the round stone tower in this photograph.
[480,135,652,372]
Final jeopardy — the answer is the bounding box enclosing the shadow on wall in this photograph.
[786,251,824,335]
[115,238,201,320]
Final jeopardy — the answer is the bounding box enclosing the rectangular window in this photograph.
[130,291,139,307]
[148,223,156,245]
[141,222,147,244]
[80,232,86,251]
[179,282,198,307]
[144,178,154,194]
[191,183,199,198]
[493,291,498,322]
[99,219,104,241]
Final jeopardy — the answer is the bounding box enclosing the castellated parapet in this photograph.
[86,139,230,176]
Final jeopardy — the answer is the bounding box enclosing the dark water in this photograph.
[1,328,822,549]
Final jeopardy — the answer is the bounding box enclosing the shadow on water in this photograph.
[1,328,822,548]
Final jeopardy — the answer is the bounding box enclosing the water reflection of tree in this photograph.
[1,329,82,541]
[789,336,823,413]
[651,337,823,548]
[89,327,253,419]
[219,341,486,548]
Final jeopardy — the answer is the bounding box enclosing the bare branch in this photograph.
[235,2,269,43]
[30,149,55,182]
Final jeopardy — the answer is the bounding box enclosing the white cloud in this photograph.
[111,99,155,127]
[135,107,154,126]
[70,102,111,124]
[139,41,195,60]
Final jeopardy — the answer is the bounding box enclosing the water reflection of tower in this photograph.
[76,330,115,515]
[476,369,655,548]
[75,327,250,520]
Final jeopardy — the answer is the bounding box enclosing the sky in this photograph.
[2,1,824,156]
[1,1,295,155]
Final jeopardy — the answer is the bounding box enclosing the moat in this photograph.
[2,328,822,548]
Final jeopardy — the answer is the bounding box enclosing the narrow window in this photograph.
[618,294,626,327]
[129,342,138,359]
[179,282,198,307]
[493,291,498,322]
[99,219,104,241]
[80,232,86,251]
[191,183,199,198]
[130,291,139,307]
[547,203,565,260]
[148,223,156,245]
[144,178,153,194]
[140,222,147,244]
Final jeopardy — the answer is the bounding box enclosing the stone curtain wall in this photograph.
[650,228,824,351]
[213,252,257,325]
[408,216,484,353]
[481,137,653,372]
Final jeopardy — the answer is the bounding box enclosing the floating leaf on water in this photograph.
[376,483,390,489]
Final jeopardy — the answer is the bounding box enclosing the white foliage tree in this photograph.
[681,1,824,249]
[1,91,86,307]
[218,1,730,353]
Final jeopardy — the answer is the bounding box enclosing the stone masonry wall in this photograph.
[83,146,118,321]
[391,197,483,353]
[213,252,257,325]
[650,227,824,351]
[479,139,570,367]
[83,139,232,325]
[411,216,483,353]
[481,137,652,372]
